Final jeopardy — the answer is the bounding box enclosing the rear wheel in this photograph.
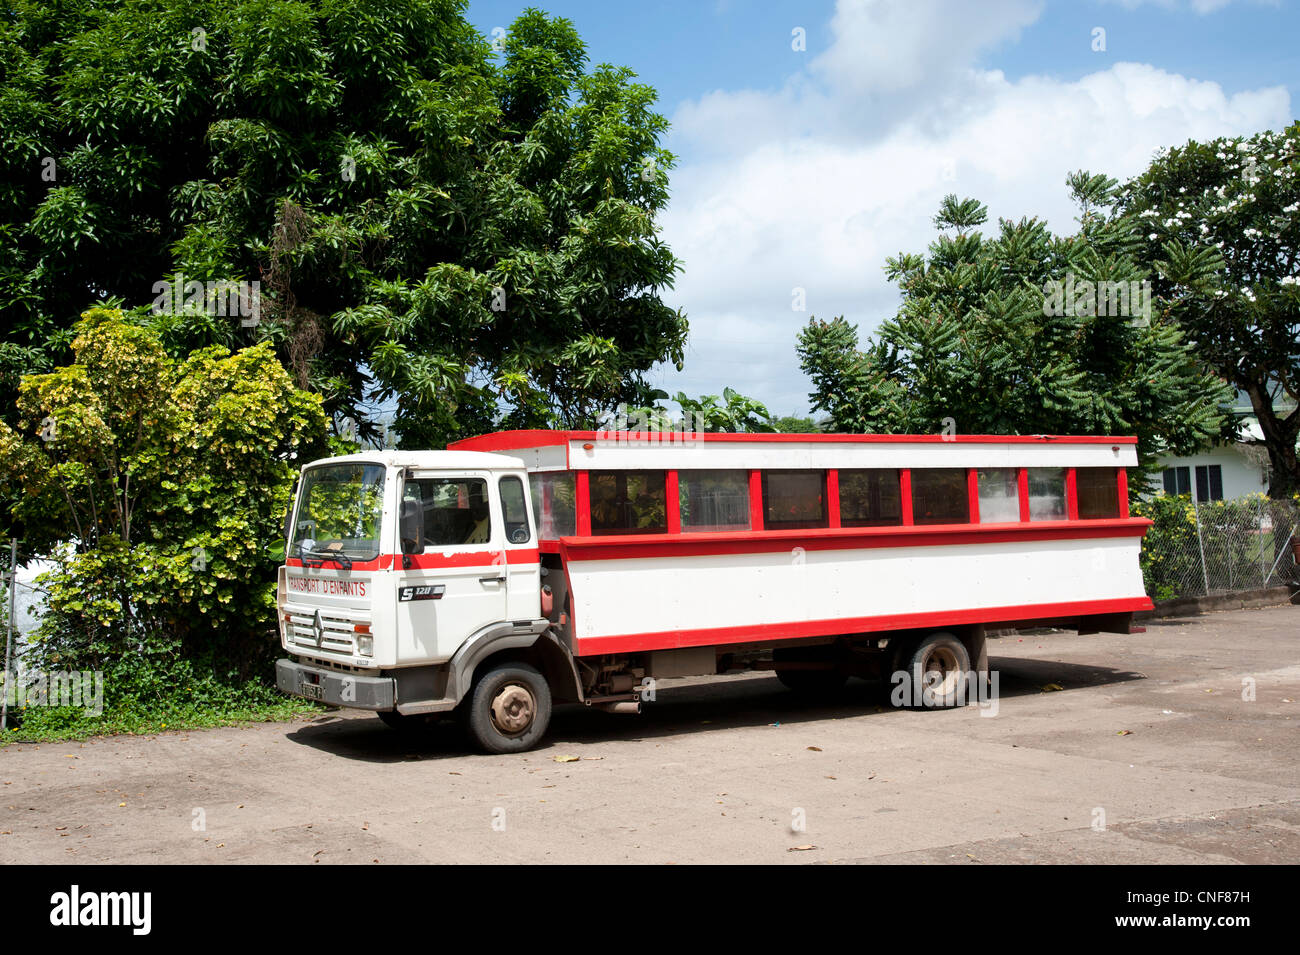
[465,662,552,754]
[900,632,970,709]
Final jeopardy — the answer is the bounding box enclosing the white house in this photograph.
[1152,392,1295,501]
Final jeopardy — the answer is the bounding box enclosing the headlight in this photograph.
[357,634,373,657]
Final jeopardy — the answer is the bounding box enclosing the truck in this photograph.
[275,429,1152,753]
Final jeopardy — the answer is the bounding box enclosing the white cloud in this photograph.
[1099,0,1279,15]
[653,0,1290,418]
[810,0,1042,96]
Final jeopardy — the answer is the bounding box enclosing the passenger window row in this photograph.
[528,466,1124,539]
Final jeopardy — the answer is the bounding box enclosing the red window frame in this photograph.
[574,465,1131,538]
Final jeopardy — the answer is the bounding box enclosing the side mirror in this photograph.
[399,499,423,555]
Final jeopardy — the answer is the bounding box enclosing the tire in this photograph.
[377,710,440,732]
[465,662,552,754]
[899,632,971,709]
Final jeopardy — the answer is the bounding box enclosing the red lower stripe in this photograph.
[574,597,1153,655]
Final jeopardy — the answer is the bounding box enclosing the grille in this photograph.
[284,608,368,655]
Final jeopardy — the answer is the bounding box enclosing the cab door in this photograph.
[394,471,508,663]
[497,472,541,620]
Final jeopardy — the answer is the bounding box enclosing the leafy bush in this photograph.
[1132,493,1200,601]
[0,309,330,738]
[1133,492,1300,600]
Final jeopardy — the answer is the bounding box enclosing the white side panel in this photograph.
[501,445,568,471]
[567,440,1136,471]
[566,537,1147,642]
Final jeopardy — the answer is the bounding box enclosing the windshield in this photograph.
[292,463,386,562]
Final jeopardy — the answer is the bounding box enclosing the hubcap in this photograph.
[922,646,962,699]
[490,683,535,736]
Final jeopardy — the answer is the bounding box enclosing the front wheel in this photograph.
[465,662,552,754]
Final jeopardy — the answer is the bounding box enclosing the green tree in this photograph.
[607,387,776,433]
[0,1,686,448]
[673,388,775,433]
[797,190,1232,477]
[0,308,329,684]
[1118,123,1300,495]
[772,414,822,433]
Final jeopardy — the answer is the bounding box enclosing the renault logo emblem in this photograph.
[312,609,324,647]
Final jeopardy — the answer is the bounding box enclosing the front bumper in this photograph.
[276,659,395,710]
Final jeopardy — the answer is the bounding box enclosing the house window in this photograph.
[1027,468,1067,521]
[976,468,1020,523]
[910,469,970,525]
[762,470,828,529]
[1162,465,1223,502]
[1195,464,1224,502]
[680,470,751,532]
[1077,468,1121,519]
[839,469,903,527]
[1162,466,1190,496]
[589,471,667,535]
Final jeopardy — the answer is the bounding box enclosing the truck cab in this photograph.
[275,452,576,752]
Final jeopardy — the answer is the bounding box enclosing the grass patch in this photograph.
[0,698,323,744]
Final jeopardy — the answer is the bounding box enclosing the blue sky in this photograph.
[467,0,1299,418]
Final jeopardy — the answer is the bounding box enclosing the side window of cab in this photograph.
[401,476,493,550]
[499,475,531,544]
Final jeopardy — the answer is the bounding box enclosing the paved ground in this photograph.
[2,604,1298,864]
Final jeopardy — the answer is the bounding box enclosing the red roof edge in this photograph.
[447,429,1140,451]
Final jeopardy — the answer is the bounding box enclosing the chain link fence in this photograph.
[1134,494,1300,601]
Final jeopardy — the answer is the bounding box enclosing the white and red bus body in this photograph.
[276,431,1152,752]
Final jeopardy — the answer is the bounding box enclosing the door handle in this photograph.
[479,575,506,584]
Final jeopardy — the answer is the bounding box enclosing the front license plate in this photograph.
[300,681,323,700]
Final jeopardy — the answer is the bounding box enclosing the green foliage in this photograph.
[0,0,687,450]
[0,308,329,732]
[797,185,1233,472]
[1130,493,1201,601]
[1118,122,1300,494]
[673,388,775,433]
[5,635,320,743]
[611,387,776,433]
[1131,492,1299,601]
[772,415,822,433]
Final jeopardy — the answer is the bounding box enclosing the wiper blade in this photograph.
[299,548,353,570]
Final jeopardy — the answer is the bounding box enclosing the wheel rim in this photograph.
[922,646,962,699]
[489,682,535,736]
